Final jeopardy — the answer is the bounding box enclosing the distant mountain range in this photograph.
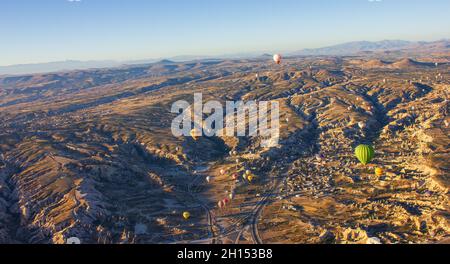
[1,39,448,75]
[0,60,124,76]
[290,40,415,56]
[290,39,450,56]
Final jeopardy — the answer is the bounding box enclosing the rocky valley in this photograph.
[0,53,448,244]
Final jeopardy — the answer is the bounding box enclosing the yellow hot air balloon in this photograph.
[375,167,384,177]
[247,175,254,183]
[190,128,201,141]
[182,211,190,220]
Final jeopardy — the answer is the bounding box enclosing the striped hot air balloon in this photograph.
[355,144,375,165]
[375,167,384,177]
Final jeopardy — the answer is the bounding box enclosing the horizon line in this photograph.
[1,38,449,68]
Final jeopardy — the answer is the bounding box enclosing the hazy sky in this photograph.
[1,0,449,66]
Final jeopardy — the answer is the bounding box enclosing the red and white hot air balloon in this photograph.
[273,54,282,65]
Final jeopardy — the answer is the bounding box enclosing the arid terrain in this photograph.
[0,50,449,244]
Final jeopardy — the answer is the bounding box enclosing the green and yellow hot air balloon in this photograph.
[355,144,375,165]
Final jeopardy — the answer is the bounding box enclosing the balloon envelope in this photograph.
[273,54,282,65]
[375,167,384,176]
[247,175,254,182]
[183,211,190,220]
[355,144,375,165]
[190,128,200,141]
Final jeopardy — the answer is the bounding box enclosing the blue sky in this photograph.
[0,0,449,66]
